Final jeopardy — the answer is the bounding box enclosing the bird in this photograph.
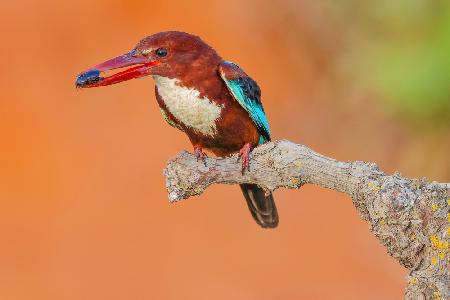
[75,31,278,228]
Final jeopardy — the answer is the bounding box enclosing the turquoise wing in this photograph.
[219,61,270,144]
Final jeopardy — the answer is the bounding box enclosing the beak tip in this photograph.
[75,69,102,88]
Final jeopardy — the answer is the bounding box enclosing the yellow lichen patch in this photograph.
[431,203,439,212]
[447,227,450,235]
[379,218,385,225]
[430,235,439,248]
[430,234,449,262]
[408,278,417,285]
[433,290,441,299]
[294,160,302,168]
[447,213,450,223]
[430,235,449,251]
[367,181,380,192]
[290,177,300,185]
[431,256,437,265]
[410,232,416,241]
[447,198,450,206]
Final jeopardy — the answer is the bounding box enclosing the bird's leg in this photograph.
[238,143,252,174]
[194,146,208,167]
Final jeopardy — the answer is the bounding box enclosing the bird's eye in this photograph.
[155,48,168,57]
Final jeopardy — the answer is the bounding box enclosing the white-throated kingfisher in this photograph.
[75,31,278,228]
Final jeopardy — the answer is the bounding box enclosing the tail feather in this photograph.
[240,183,278,228]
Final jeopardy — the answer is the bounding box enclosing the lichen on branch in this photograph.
[164,140,449,300]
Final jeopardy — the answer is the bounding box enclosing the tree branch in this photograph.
[164,140,449,300]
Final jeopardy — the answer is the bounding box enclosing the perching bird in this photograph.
[76,31,278,228]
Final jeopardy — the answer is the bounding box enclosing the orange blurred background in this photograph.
[1,1,449,299]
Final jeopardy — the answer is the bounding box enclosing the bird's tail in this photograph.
[240,184,278,228]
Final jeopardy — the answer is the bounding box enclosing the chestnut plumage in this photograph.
[75,31,278,228]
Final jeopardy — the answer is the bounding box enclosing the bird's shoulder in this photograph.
[218,61,270,142]
[218,61,262,105]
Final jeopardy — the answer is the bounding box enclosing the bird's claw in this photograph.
[238,143,252,174]
[194,147,208,167]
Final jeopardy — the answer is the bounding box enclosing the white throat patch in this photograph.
[153,76,223,136]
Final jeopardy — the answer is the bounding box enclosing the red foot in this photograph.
[194,146,208,166]
[239,143,252,174]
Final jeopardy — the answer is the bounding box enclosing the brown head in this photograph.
[75,31,221,88]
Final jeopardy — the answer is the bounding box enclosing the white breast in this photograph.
[153,76,223,136]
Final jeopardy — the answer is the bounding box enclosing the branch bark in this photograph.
[164,140,449,299]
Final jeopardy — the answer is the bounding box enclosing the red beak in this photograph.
[75,50,160,88]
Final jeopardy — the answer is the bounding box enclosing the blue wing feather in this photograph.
[219,61,271,144]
